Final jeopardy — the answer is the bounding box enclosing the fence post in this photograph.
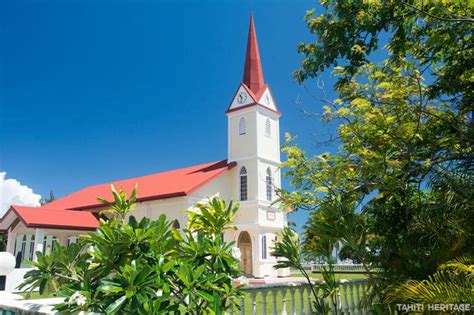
[282,288,288,315]
[250,291,257,315]
[271,289,278,315]
[298,286,305,315]
[289,286,296,315]
[349,282,356,314]
[261,290,268,315]
[341,283,349,315]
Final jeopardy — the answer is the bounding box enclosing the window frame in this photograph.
[239,166,248,201]
[239,117,247,135]
[261,235,267,259]
[265,118,271,137]
[266,167,272,201]
[28,235,35,261]
[67,236,79,246]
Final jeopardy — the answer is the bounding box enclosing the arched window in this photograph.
[28,235,35,261]
[266,168,272,201]
[265,118,271,137]
[239,117,246,135]
[240,167,248,201]
[20,235,26,257]
[67,236,79,246]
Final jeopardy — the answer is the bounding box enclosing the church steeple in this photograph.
[243,15,265,95]
[226,15,279,115]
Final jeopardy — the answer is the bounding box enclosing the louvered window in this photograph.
[266,168,272,201]
[239,117,246,135]
[261,235,267,259]
[265,118,271,137]
[240,167,248,201]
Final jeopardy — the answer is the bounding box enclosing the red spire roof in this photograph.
[243,15,265,95]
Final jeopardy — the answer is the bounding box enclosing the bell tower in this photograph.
[226,15,287,278]
[227,15,281,202]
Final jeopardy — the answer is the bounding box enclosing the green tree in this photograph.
[0,233,6,251]
[20,186,242,314]
[40,190,56,205]
[296,0,473,109]
[277,0,474,307]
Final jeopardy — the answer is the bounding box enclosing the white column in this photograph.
[6,229,17,254]
[33,228,46,262]
[252,229,262,277]
[14,235,23,256]
[45,235,53,254]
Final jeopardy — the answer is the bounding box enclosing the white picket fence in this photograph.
[293,264,379,274]
[0,279,371,314]
[233,279,370,315]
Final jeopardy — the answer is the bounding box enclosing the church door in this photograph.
[238,232,253,275]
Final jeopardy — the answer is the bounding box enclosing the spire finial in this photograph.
[243,14,265,95]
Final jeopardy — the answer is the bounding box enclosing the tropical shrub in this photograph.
[271,226,340,314]
[19,186,243,314]
[385,256,474,306]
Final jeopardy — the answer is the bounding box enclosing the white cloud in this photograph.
[0,172,42,216]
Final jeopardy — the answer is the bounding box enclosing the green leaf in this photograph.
[105,295,126,314]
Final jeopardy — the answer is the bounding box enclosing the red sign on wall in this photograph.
[267,211,276,221]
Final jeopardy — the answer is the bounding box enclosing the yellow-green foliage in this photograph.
[385,256,474,305]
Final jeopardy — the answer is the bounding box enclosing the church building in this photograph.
[0,16,289,279]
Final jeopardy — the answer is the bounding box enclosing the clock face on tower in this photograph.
[237,91,248,104]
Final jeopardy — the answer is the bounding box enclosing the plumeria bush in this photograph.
[20,186,243,314]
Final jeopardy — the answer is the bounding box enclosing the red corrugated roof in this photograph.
[41,159,236,211]
[0,160,235,230]
[9,205,99,230]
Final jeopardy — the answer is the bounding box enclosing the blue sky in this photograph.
[0,0,339,232]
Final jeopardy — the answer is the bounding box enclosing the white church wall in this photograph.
[131,197,188,228]
[227,109,257,162]
[233,201,259,225]
[189,171,233,203]
[255,107,281,162]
